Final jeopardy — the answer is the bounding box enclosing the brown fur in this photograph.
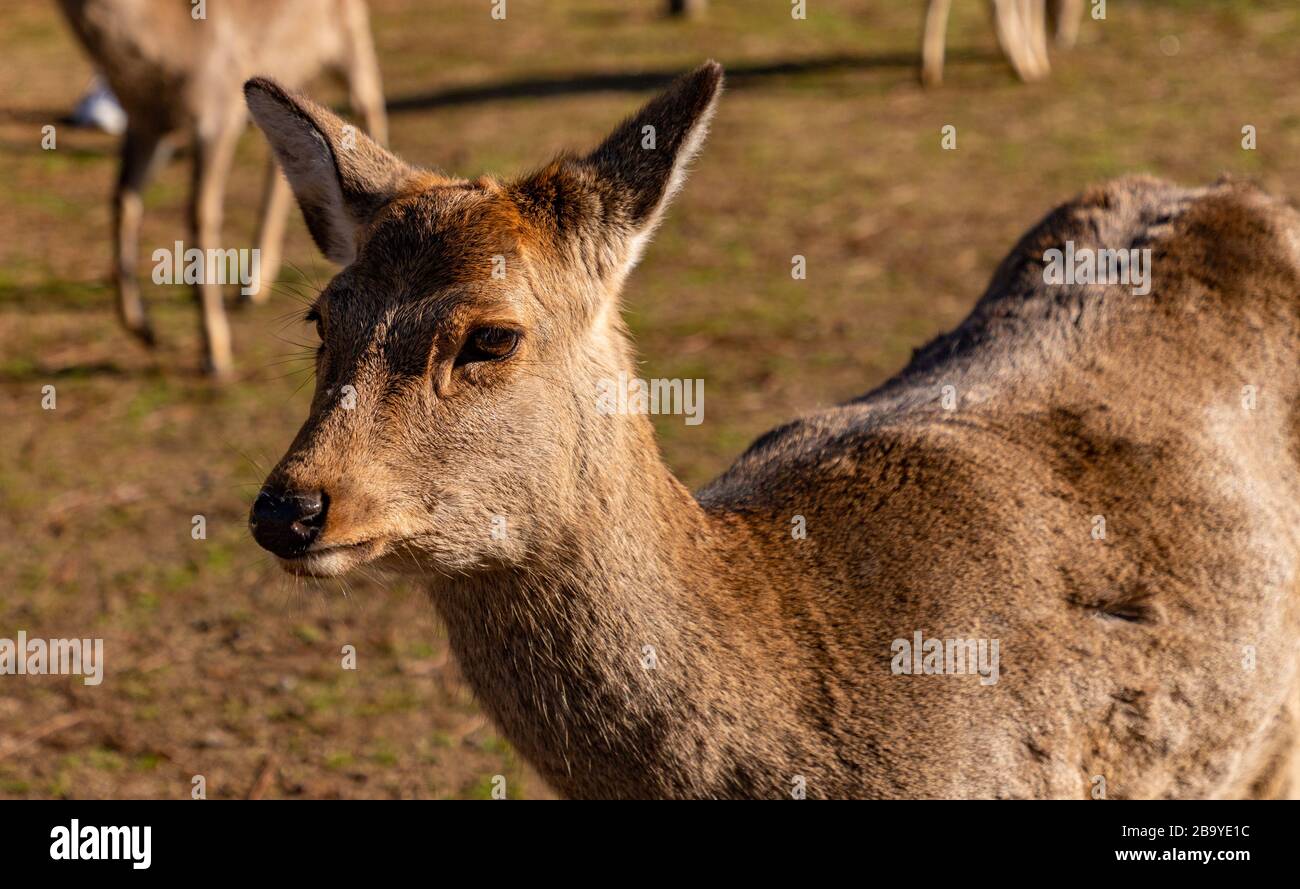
[55,0,387,376]
[246,62,1300,799]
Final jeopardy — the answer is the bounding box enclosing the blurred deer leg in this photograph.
[990,0,1040,82]
[1023,0,1051,78]
[189,111,241,378]
[989,0,1025,80]
[113,126,168,346]
[245,157,290,305]
[342,0,388,146]
[1050,0,1083,48]
[921,0,953,87]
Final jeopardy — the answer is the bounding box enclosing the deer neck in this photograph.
[428,407,780,798]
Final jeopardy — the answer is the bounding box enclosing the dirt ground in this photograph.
[1,0,1297,798]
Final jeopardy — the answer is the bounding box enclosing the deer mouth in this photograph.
[278,538,384,577]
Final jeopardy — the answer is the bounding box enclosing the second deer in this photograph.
[55,0,388,377]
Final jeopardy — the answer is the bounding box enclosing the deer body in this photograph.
[443,178,1300,798]
[55,0,387,376]
[245,64,1300,798]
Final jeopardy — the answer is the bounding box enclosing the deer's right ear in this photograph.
[244,78,412,266]
[510,62,723,287]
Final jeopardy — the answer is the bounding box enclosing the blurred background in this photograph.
[0,0,1297,798]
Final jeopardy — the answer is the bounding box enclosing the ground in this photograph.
[0,0,1297,798]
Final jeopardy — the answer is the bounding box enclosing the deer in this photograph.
[54,0,388,378]
[243,61,1300,799]
[922,0,1084,87]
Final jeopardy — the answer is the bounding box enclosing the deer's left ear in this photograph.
[511,61,723,279]
[584,60,723,236]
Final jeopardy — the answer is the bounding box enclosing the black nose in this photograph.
[250,487,328,558]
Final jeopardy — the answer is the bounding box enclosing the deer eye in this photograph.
[457,326,520,365]
[305,308,324,340]
[304,308,326,357]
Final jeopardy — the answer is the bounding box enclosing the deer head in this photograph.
[245,63,723,579]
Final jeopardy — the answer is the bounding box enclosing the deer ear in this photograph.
[514,62,723,279]
[585,60,722,232]
[244,77,413,266]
